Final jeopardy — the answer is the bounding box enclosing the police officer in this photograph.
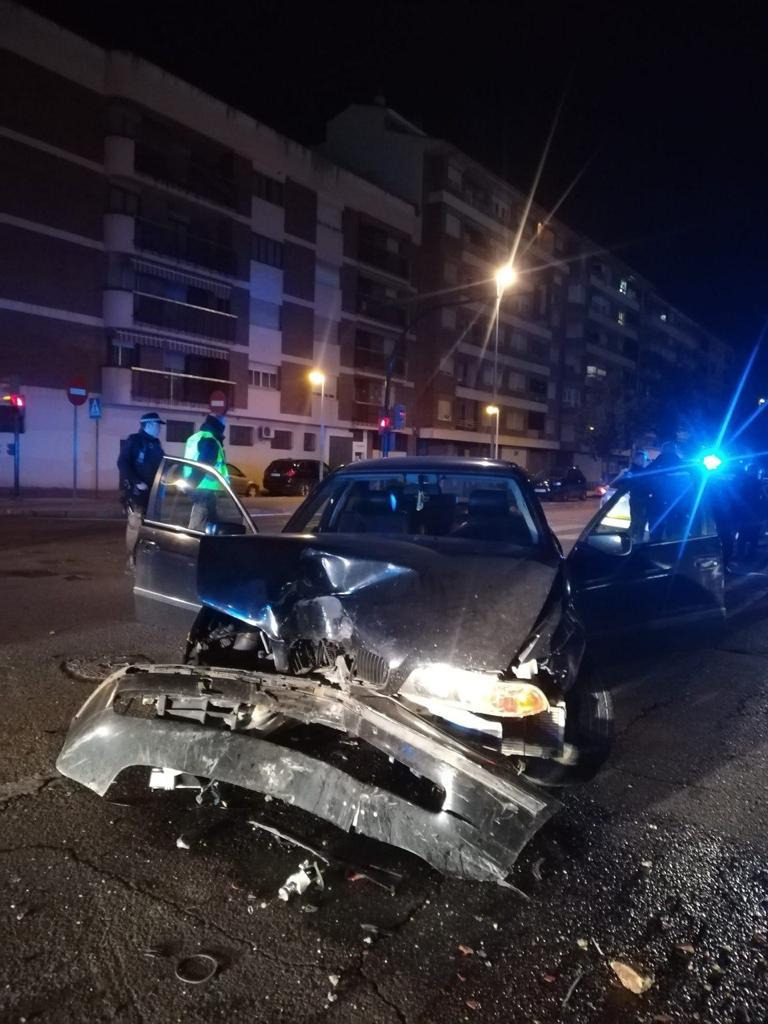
[117,411,165,572]
[184,412,229,531]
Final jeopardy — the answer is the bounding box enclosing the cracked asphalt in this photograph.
[3,515,768,1023]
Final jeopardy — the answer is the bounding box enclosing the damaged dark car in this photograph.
[57,456,725,884]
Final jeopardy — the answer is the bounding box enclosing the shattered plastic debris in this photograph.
[610,961,654,994]
[465,999,481,1011]
[562,968,585,1007]
[278,859,324,902]
[531,857,544,882]
[176,836,191,850]
[576,938,589,950]
[328,975,340,987]
[458,944,474,956]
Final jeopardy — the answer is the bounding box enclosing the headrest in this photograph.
[359,493,398,514]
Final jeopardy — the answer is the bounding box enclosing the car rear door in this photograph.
[566,469,725,636]
[134,456,257,630]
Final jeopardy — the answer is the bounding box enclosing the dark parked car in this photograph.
[263,458,328,496]
[58,457,725,884]
[537,466,588,502]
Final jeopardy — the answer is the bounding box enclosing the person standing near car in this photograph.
[117,411,165,573]
[184,413,230,531]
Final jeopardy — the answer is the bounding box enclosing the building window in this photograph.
[252,232,283,268]
[249,298,281,329]
[586,364,607,380]
[248,366,279,389]
[447,164,462,187]
[166,419,194,443]
[109,185,140,216]
[506,409,525,431]
[253,170,284,206]
[562,387,580,408]
[527,411,546,432]
[437,399,452,421]
[528,377,547,397]
[316,261,339,288]
[617,310,626,327]
[354,378,384,405]
[619,278,629,295]
[229,425,254,446]
[304,432,317,452]
[445,213,461,239]
[507,371,525,393]
[271,430,293,450]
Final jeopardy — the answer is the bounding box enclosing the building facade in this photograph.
[0,6,730,492]
[0,4,418,490]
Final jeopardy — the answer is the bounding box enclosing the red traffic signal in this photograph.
[378,415,391,432]
[2,393,25,408]
[0,393,25,434]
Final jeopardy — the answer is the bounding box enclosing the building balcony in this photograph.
[350,402,380,424]
[353,346,406,377]
[355,294,407,328]
[134,218,240,277]
[134,292,238,342]
[102,365,234,408]
[357,242,410,281]
[134,140,239,211]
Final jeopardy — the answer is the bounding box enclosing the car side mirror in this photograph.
[585,531,631,556]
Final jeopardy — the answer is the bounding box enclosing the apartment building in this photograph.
[0,4,418,490]
[327,104,568,474]
[0,6,731,491]
[326,103,731,474]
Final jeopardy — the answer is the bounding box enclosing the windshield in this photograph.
[286,470,541,547]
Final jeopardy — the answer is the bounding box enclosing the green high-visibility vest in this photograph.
[183,430,229,489]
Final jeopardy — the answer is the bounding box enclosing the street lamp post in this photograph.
[308,369,326,480]
[486,404,500,459]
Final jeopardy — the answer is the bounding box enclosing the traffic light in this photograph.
[0,393,25,434]
[378,414,391,433]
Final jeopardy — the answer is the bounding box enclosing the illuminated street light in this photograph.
[494,263,518,297]
[486,403,500,459]
[759,396,766,406]
[308,370,326,479]
[702,452,723,472]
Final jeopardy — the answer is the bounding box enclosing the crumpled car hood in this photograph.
[197,534,560,683]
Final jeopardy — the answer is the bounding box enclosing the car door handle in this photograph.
[695,557,719,570]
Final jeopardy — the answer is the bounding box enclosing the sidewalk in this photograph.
[0,490,304,520]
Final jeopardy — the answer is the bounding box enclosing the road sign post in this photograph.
[209,389,229,416]
[89,397,102,494]
[67,378,88,499]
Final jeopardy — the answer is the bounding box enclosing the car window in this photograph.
[150,460,249,533]
[287,471,540,546]
[592,470,718,545]
[227,464,245,478]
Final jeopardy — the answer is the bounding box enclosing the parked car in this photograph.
[225,463,259,498]
[536,466,588,502]
[263,458,328,496]
[58,457,726,885]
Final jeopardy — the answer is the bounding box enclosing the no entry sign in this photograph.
[67,377,88,406]
[209,388,228,415]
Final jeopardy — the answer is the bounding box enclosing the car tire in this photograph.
[523,675,614,788]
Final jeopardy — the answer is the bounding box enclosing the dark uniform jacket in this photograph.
[117,430,164,508]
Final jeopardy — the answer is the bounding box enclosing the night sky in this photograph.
[22,1,768,353]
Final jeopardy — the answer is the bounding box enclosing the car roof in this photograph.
[331,456,528,478]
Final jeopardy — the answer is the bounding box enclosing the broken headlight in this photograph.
[400,663,549,719]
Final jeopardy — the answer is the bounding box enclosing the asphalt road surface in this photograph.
[3,513,768,1023]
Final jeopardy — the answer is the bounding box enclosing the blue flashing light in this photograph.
[702,453,723,472]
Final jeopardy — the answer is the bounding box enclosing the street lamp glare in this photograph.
[494,263,517,293]
[486,404,500,416]
[308,369,325,386]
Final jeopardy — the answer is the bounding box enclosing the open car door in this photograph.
[566,468,725,637]
[134,456,257,630]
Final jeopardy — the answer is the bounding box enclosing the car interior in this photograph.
[307,477,539,545]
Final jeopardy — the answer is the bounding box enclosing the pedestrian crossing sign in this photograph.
[88,397,102,420]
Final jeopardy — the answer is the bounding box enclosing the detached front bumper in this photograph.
[57,664,559,884]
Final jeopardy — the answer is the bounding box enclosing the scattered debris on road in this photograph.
[278,859,324,901]
[610,960,655,994]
